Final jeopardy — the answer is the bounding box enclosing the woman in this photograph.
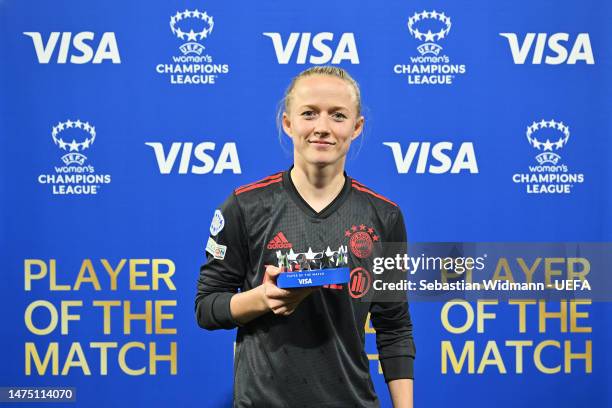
[196,66,415,407]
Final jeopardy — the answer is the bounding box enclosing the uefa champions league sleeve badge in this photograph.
[275,246,350,289]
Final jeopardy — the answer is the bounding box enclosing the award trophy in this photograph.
[276,246,350,288]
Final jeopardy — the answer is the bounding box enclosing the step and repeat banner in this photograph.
[1,0,611,407]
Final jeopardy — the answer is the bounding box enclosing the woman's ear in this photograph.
[282,111,292,137]
[352,115,365,141]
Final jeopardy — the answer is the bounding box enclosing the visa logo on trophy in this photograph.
[512,119,584,194]
[155,9,230,85]
[393,10,466,85]
[37,120,112,195]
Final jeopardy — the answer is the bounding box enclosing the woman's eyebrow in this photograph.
[298,104,349,111]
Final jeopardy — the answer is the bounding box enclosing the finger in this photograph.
[270,299,298,312]
[264,265,283,278]
[268,298,288,310]
[281,308,296,316]
[265,286,293,299]
[272,305,289,315]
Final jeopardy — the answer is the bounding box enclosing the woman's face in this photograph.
[282,75,364,168]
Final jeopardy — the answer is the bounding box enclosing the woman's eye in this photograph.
[301,111,316,118]
[332,112,347,121]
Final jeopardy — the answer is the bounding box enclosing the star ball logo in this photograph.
[512,119,584,194]
[38,119,112,195]
[393,10,466,85]
[155,9,230,85]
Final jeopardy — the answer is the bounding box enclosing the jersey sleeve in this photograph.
[195,192,249,330]
[369,208,417,381]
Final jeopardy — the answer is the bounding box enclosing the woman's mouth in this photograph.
[308,140,336,145]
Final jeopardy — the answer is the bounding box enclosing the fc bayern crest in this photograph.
[345,224,378,259]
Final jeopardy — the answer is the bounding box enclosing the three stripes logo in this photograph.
[267,232,293,250]
[349,267,371,299]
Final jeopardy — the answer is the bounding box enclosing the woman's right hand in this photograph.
[261,265,317,316]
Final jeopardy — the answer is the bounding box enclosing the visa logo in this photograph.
[262,32,359,64]
[499,33,594,65]
[145,142,241,174]
[23,32,121,64]
[384,142,479,174]
[298,278,313,285]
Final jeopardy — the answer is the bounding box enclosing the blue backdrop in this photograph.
[1,0,610,406]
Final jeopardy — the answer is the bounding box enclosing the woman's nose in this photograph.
[313,115,331,136]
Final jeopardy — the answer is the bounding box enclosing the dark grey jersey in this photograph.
[196,168,415,408]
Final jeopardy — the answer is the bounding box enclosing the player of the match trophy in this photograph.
[276,246,350,288]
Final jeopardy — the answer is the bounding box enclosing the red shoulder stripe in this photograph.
[235,176,283,195]
[351,182,398,207]
[235,173,282,193]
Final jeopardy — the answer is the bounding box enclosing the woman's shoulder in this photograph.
[349,177,399,210]
[233,171,284,197]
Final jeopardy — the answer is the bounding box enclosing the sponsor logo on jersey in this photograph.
[23,32,121,64]
[145,142,241,174]
[209,209,225,236]
[345,224,378,258]
[349,267,371,298]
[512,119,584,194]
[155,9,230,84]
[266,232,293,250]
[393,10,466,85]
[263,32,359,64]
[499,33,594,65]
[206,236,227,260]
[37,119,112,195]
[384,142,479,174]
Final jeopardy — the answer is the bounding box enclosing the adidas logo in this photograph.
[267,232,293,249]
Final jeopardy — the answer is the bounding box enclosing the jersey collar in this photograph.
[283,166,352,219]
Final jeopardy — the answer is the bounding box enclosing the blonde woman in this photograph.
[196,66,415,408]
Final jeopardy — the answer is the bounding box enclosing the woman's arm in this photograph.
[388,379,413,408]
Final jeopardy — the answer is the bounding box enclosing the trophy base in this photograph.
[276,267,350,289]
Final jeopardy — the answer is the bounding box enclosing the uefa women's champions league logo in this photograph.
[525,119,570,165]
[407,10,451,56]
[512,119,584,194]
[51,119,96,165]
[37,119,111,195]
[393,10,466,85]
[155,9,229,84]
[169,9,214,55]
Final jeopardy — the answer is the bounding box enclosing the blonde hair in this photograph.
[282,66,362,115]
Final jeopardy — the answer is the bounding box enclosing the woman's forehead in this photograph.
[292,75,357,105]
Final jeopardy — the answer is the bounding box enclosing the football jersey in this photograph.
[196,168,415,408]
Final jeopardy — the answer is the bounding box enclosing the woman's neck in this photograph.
[290,162,346,213]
